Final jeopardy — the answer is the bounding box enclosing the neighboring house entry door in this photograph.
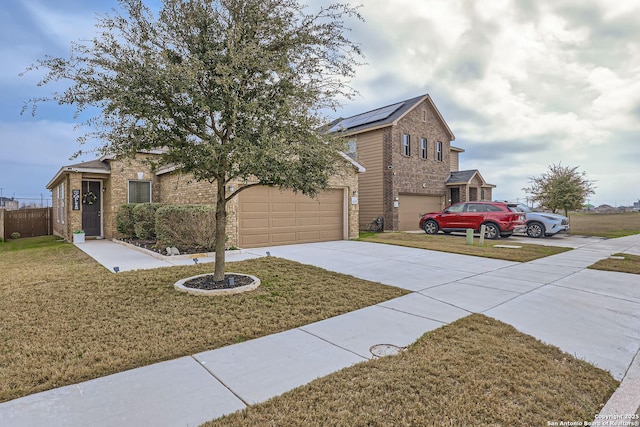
[82,180,101,237]
[450,187,460,204]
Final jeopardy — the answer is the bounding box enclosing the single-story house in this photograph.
[46,151,363,248]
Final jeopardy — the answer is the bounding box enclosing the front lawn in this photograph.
[0,237,407,402]
[589,253,640,275]
[358,232,571,262]
[206,315,617,426]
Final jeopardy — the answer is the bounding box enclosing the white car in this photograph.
[514,203,570,238]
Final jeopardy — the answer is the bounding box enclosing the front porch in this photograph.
[446,169,496,205]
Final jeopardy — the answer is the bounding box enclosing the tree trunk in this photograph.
[213,179,227,281]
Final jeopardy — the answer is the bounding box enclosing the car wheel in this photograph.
[423,220,439,235]
[526,221,545,238]
[483,223,500,240]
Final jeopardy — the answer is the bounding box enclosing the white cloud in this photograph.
[341,0,640,205]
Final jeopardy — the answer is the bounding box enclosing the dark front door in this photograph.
[82,181,101,237]
[450,187,460,204]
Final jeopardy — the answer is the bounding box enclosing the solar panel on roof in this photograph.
[329,101,405,132]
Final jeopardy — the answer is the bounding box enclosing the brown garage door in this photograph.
[398,195,442,231]
[238,186,344,248]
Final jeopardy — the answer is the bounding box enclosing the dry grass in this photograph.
[207,314,617,426]
[0,237,407,402]
[359,232,571,262]
[569,212,640,238]
[589,253,640,275]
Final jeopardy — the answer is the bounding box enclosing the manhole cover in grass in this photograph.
[370,344,405,358]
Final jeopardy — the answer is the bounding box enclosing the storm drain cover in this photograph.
[370,344,405,358]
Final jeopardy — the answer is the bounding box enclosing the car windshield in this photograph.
[517,204,532,213]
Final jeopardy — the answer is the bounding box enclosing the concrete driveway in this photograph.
[251,236,640,381]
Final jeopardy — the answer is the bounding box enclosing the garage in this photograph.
[398,195,443,231]
[238,186,344,248]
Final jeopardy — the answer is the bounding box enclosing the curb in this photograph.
[112,239,246,261]
[596,348,640,425]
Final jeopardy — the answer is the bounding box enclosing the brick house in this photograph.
[329,94,495,231]
[46,151,363,248]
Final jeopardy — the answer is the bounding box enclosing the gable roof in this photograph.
[446,169,496,188]
[46,158,111,190]
[328,94,455,140]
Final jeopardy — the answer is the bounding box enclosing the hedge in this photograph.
[132,203,167,240]
[155,205,216,252]
[115,204,136,238]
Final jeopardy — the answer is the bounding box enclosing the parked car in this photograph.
[419,201,526,239]
[512,203,570,238]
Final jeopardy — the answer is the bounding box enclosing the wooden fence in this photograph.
[0,208,53,240]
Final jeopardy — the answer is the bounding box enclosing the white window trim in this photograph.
[402,134,411,156]
[56,186,61,223]
[436,141,443,162]
[347,140,357,156]
[420,138,427,159]
[56,182,65,224]
[128,180,152,204]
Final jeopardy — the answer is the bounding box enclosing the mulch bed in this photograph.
[119,238,213,255]
[183,274,254,290]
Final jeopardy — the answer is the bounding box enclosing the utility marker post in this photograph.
[466,229,474,245]
[478,225,486,246]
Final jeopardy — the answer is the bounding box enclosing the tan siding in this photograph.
[450,150,459,172]
[356,129,384,229]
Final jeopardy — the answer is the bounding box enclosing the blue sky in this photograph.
[2,0,639,207]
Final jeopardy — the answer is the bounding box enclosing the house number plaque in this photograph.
[72,189,81,210]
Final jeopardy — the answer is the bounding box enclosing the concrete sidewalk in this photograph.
[73,239,262,272]
[1,235,639,426]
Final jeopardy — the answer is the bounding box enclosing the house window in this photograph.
[436,141,443,161]
[402,134,411,156]
[56,182,65,224]
[422,110,427,122]
[128,181,151,203]
[346,140,357,159]
[420,138,427,159]
[56,185,61,223]
[61,182,65,224]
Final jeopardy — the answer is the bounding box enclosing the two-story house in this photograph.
[330,94,495,231]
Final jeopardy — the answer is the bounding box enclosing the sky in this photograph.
[1,0,639,207]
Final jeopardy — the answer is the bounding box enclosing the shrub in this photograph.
[133,203,166,240]
[115,204,137,238]
[10,232,21,239]
[156,205,216,252]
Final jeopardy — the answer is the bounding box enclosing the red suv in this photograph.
[419,201,526,239]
